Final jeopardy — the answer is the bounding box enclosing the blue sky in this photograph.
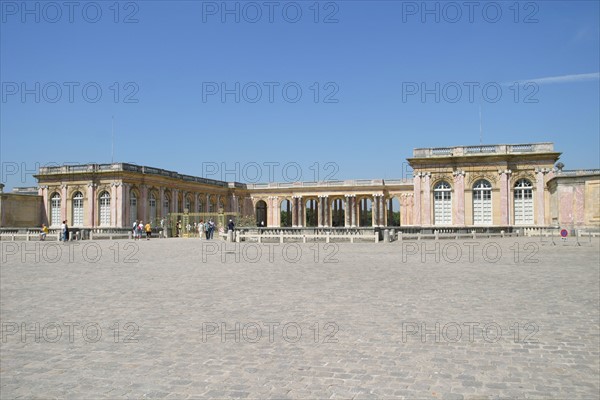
[1,0,599,189]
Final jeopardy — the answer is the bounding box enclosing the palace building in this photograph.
[3,142,597,230]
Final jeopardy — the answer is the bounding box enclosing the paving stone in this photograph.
[1,238,598,398]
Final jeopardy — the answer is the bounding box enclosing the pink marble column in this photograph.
[499,172,509,226]
[298,196,304,227]
[422,174,431,226]
[326,196,330,227]
[453,172,465,226]
[117,183,125,227]
[370,195,377,227]
[110,183,118,227]
[400,195,407,226]
[159,187,165,218]
[292,197,298,227]
[61,185,68,222]
[350,196,357,227]
[413,176,421,225]
[86,183,96,227]
[380,196,385,226]
[39,186,49,225]
[558,186,574,227]
[407,195,413,225]
[141,185,148,222]
[536,171,546,226]
[122,184,130,226]
[269,196,276,227]
[344,196,350,227]
[172,189,179,213]
[574,185,585,227]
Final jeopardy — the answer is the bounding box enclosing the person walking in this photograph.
[145,221,152,240]
[198,220,204,240]
[61,220,69,242]
[208,219,215,239]
[40,224,48,241]
[138,221,144,240]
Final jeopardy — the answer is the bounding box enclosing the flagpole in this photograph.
[111,116,114,163]
[479,103,482,145]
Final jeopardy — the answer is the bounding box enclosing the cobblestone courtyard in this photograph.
[1,237,599,399]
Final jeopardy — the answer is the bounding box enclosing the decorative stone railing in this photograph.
[37,163,242,188]
[555,169,600,177]
[245,178,411,190]
[413,142,555,158]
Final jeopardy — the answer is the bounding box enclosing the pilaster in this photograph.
[453,170,466,226]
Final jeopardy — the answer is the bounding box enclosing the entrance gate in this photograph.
[166,209,239,238]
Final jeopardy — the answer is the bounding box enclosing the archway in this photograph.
[331,198,345,227]
[387,196,400,226]
[255,200,267,226]
[305,198,318,227]
[280,199,292,227]
[358,197,372,227]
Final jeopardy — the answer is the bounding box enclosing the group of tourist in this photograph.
[132,220,152,240]
[39,218,235,241]
[39,220,70,242]
[171,218,236,240]
[197,219,216,239]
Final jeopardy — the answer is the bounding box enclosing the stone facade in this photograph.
[0,193,43,228]
[548,170,600,229]
[407,143,560,227]
[30,142,600,230]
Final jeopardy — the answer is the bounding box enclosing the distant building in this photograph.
[25,142,600,230]
[11,187,40,195]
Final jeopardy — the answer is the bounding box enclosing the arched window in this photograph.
[434,181,452,225]
[72,192,84,226]
[198,198,204,213]
[149,193,157,223]
[473,180,492,225]
[130,191,138,224]
[514,179,533,224]
[185,196,191,212]
[99,191,111,226]
[50,193,61,226]
[163,193,170,217]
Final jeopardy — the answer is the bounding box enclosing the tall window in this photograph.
[163,194,170,217]
[99,191,111,226]
[185,197,191,212]
[149,193,157,223]
[514,179,534,224]
[50,193,61,226]
[72,192,84,226]
[434,181,452,225]
[473,180,492,225]
[130,192,138,223]
[197,199,204,213]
